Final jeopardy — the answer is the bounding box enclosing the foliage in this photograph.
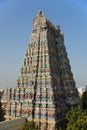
[82,90,87,111]
[66,106,87,130]
[20,121,38,130]
[0,91,3,99]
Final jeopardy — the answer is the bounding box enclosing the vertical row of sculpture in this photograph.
[1,11,80,130]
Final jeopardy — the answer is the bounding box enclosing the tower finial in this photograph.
[56,24,60,30]
[37,11,43,17]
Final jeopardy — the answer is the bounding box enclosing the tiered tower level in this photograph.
[1,11,80,130]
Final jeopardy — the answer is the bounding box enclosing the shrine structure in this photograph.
[1,11,80,130]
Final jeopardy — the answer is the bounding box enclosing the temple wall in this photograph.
[0,117,26,130]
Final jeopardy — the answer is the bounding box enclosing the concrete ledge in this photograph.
[0,117,26,130]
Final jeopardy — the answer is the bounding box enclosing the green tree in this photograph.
[66,106,87,130]
[20,121,38,130]
[82,90,87,111]
[0,91,3,99]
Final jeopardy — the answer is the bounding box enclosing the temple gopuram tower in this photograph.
[1,11,80,130]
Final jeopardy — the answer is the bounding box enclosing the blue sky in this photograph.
[0,0,87,89]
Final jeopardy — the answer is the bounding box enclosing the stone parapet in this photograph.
[0,117,26,130]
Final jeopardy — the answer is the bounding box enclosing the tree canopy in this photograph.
[0,91,3,100]
[66,106,87,130]
[20,121,38,130]
[82,90,87,111]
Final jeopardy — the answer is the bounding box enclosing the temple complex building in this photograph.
[1,11,80,130]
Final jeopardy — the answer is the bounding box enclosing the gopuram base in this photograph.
[5,115,61,130]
